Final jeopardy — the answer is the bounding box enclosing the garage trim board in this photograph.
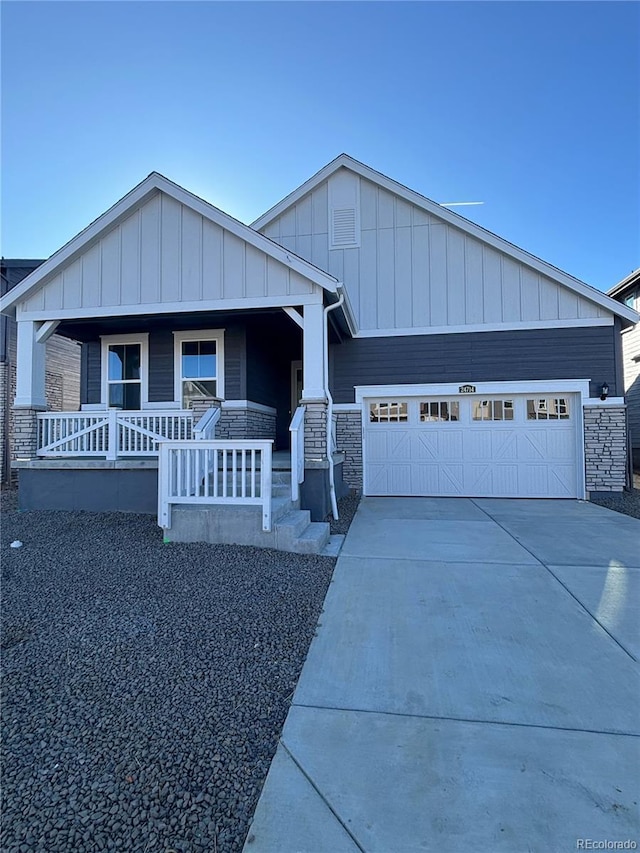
[356,381,590,499]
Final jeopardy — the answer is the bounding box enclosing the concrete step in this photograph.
[274,510,312,550]
[289,521,331,555]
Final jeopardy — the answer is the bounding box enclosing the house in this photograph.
[0,259,81,484]
[608,268,640,471]
[0,155,637,551]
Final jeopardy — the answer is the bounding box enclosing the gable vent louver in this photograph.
[331,207,359,248]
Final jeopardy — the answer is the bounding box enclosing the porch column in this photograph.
[14,320,47,409]
[301,303,326,403]
[13,320,47,461]
[300,302,328,463]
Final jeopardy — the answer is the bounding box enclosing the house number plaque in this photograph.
[459,384,476,393]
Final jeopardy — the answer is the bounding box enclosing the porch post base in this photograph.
[12,407,44,461]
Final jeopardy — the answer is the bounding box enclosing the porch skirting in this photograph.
[16,461,158,513]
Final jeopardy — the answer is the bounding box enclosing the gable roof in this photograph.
[607,267,640,301]
[0,174,340,316]
[252,153,638,326]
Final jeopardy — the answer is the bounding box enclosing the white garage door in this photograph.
[364,394,580,498]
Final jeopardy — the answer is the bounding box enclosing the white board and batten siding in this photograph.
[19,191,318,319]
[260,169,610,334]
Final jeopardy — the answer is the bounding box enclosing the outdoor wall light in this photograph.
[600,382,609,401]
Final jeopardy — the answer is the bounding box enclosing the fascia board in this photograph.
[253,154,638,325]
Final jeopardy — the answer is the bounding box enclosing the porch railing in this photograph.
[289,405,305,502]
[193,405,220,440]
[158,439,273,532]
[37,410,193,459]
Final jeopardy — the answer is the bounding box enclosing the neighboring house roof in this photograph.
[0,174,340,317]
[0,260,44,362]
[607,267,640,301]
[0,259,44,296]
[252,153,638,326]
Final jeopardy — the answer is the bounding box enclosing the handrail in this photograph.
[289,406,305,502]
[193,406,221,440]
[158,439,273,532]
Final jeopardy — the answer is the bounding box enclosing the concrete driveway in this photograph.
[244,498,640,853]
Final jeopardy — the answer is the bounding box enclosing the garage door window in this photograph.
[527,398,570,420]
[369,401,408,423]
[472,399,514,421]
[419,401,460,422]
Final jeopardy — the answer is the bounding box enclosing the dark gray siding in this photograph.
[224,325,246,400]
[148,330,174,402]
[330,326,619,402]
[81,341,101,405]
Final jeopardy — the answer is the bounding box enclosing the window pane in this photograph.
[108,383,124,408]
[123,345,141,380]
[182,379,217,408]
[123,383,141,410]
[369,401,407,423]
[420,401,459,422]
[182,341,216,379]
[108,383,141,410]
[108,346,125,381]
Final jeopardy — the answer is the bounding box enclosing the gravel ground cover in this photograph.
[0,491,341,853]
[589,485,640,519]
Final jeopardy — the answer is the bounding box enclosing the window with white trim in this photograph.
[527,398,570,420]
[173,330,224,409]
[472,399,514,421]
[101,334,149,410]
[419,401,460,422]
[369,401,408,423]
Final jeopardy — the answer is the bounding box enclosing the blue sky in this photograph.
[2,1,638,291]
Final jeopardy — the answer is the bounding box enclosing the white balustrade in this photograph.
[289,406,306,502]
[157,440,273,532]
[37,410,193,459]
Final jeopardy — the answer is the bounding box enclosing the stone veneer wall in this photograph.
[303,401,328,461]
[189,397,276,441]
[2,365,63,482]
[217,407,276,441]
[583,404,627,492]
[335,410,363,490]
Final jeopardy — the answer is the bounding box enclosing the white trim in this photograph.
[332,403,361,413]
[584,397,626,406]
[356,380,588,500]
[0,175,340,316]
[355,379,592,403]
[145,400,181,410]
[221,400,277,416]
[354,317,613,338]
[173,329,225,405]
[35,320,60,343]
[252,155,638,326]
[15,291,325,323]
[283,307,304,329]
[100,333,149,409]
[80,403,105,411]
